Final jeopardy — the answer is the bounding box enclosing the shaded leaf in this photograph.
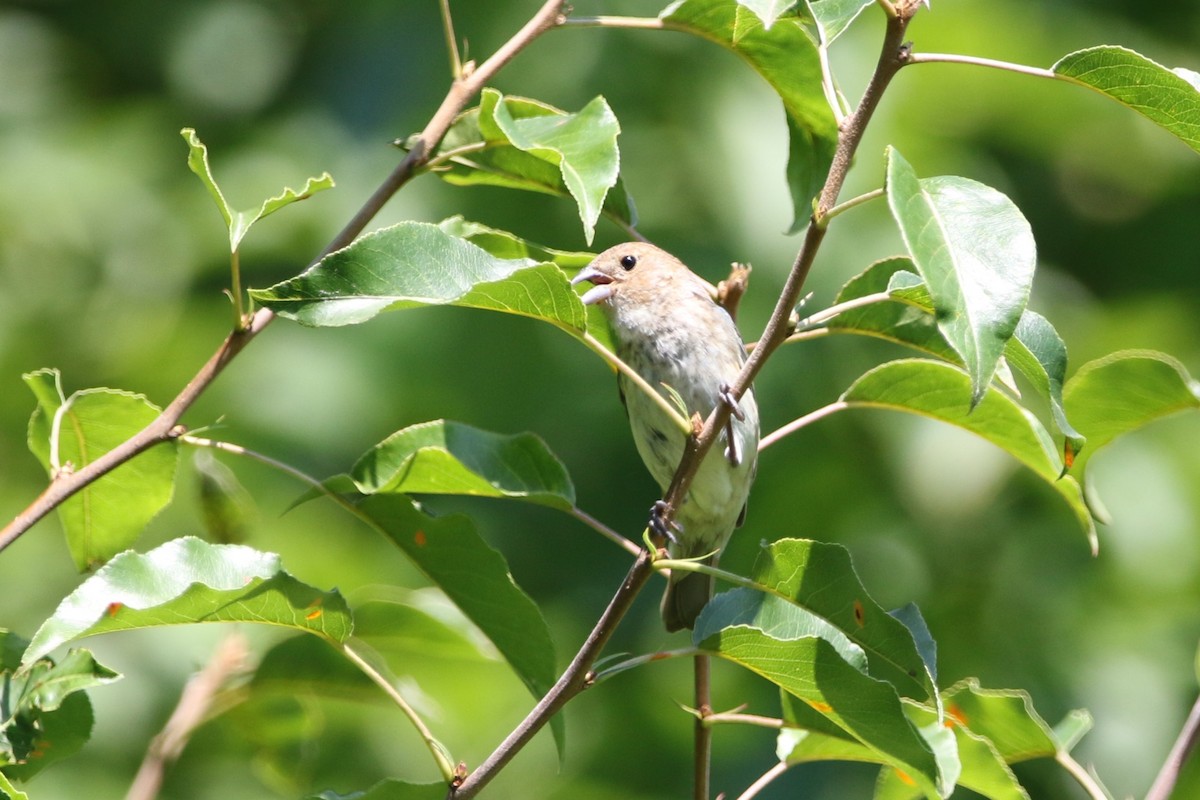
[662,0,838,230]
[194,449,256,544]
[429,90,626,244]
[182,128,334,251]
[885,149,1036,406]
[350,420,575,510]
[24,537,352,664]
[24,368,178,571]
[1052,46,1200,154]
[250,221,587,332]
[436,216,593,268]
[354,494,562,757]
[841,359,1096,548]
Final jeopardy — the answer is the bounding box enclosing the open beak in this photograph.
[571,265,615,306]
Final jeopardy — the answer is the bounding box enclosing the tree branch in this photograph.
[0,0,569,554]
[1145,692,1200,800]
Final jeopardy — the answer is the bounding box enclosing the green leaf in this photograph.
[808,0,874,43]
[249,221,587,332]
[305,779,447,800]
[182,128,334,251]
[23,537,352,664]
[429,90,626,244]
[827,262,1084,449]
[1062,350,1200,490]
[354,494,562,757]
[700,538,937,701]
[842,359,1096,549]
[662,0,838,230]
[1,631,117,780]
[885,149,1037,406]
[23,368,178,571]
[0,772,29,800]
[436,216,593,269]
[1052,46,1200,155]
[250,634,375,699]
[735,0,798,29]
[701,627,941,797]
[350,420,575,510]
[351,595,499,662]
[194,449,255,544]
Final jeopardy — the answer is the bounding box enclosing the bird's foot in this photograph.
[718,382,746,421]
[650,500,682,544]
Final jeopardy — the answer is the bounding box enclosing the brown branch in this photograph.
[1146,693,1200,800]
[657,7,917,529]
[0,0,569,554]
[450,551,658,799]
[125,634,250,800]
[694,654,714,800]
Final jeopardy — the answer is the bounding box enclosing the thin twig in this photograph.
[590,648,699,684]
[705,711,784,730]
[794,292,891,331]
[694,654,713,800]
[734,761,790,800]
[0,0,569,554]
[439,0,463,78]
[758,402,850,452]
[125,633,250,800]
[451,552,659,799]
[568,506,642,556]
[1145,693,1200,800]
[907,52,1055,79]
[561,16,665,29]
[581,331,693,434]
[824,188,885,221]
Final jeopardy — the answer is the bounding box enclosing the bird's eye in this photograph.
[619,254,638,271]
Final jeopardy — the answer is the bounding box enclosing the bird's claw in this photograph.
[718,382,746,422]
[650,500,682,544]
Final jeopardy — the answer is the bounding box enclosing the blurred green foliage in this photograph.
[1,1,1198,798]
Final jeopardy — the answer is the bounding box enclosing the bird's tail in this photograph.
[661,562,713,632]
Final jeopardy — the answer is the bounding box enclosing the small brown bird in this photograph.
[572,242,759,632]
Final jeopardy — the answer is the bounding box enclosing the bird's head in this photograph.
[570,242,691,307]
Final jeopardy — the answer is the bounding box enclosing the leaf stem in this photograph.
[589,647,698,684]
[560,16,665,29]
[1056,750,1114,800]
[704,711,784,729]
[907,52,1055,80]
[230,248,246,330]
[758,401,850,452]
[439,0,463,78]
[581,331,693,435]
[823,188,885,222]
[342,640,458,783]
[794,292,891,331]
[568,506,642,556]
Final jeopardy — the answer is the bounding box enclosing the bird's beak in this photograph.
[571,265,615,306]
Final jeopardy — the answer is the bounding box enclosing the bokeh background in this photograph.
[2,1,1199,798]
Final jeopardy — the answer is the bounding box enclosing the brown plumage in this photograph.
[573,242,759,631]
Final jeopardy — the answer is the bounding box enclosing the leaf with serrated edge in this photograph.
[24,368,178,571]
[842,359,1096,549]
[350,420,575,510]
[1053,46,1200,154]
[23,537,351,664]
[885,149,1036,406]
[808,0,873,43]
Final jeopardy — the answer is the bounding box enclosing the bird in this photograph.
[572,242,759,632]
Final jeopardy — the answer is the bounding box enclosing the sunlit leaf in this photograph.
[885,149,1037,406]
[24,368,178,571]
[350,420,575,510]
[1052,46,1200,154]
[662,0,838,230]
[182,128,334,251]
[841,359,1096,548]
[428,90,627,244]
[735,0,798,29]
[23,537,352,664]
[250,221,587,332]
[808,0,874,43]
